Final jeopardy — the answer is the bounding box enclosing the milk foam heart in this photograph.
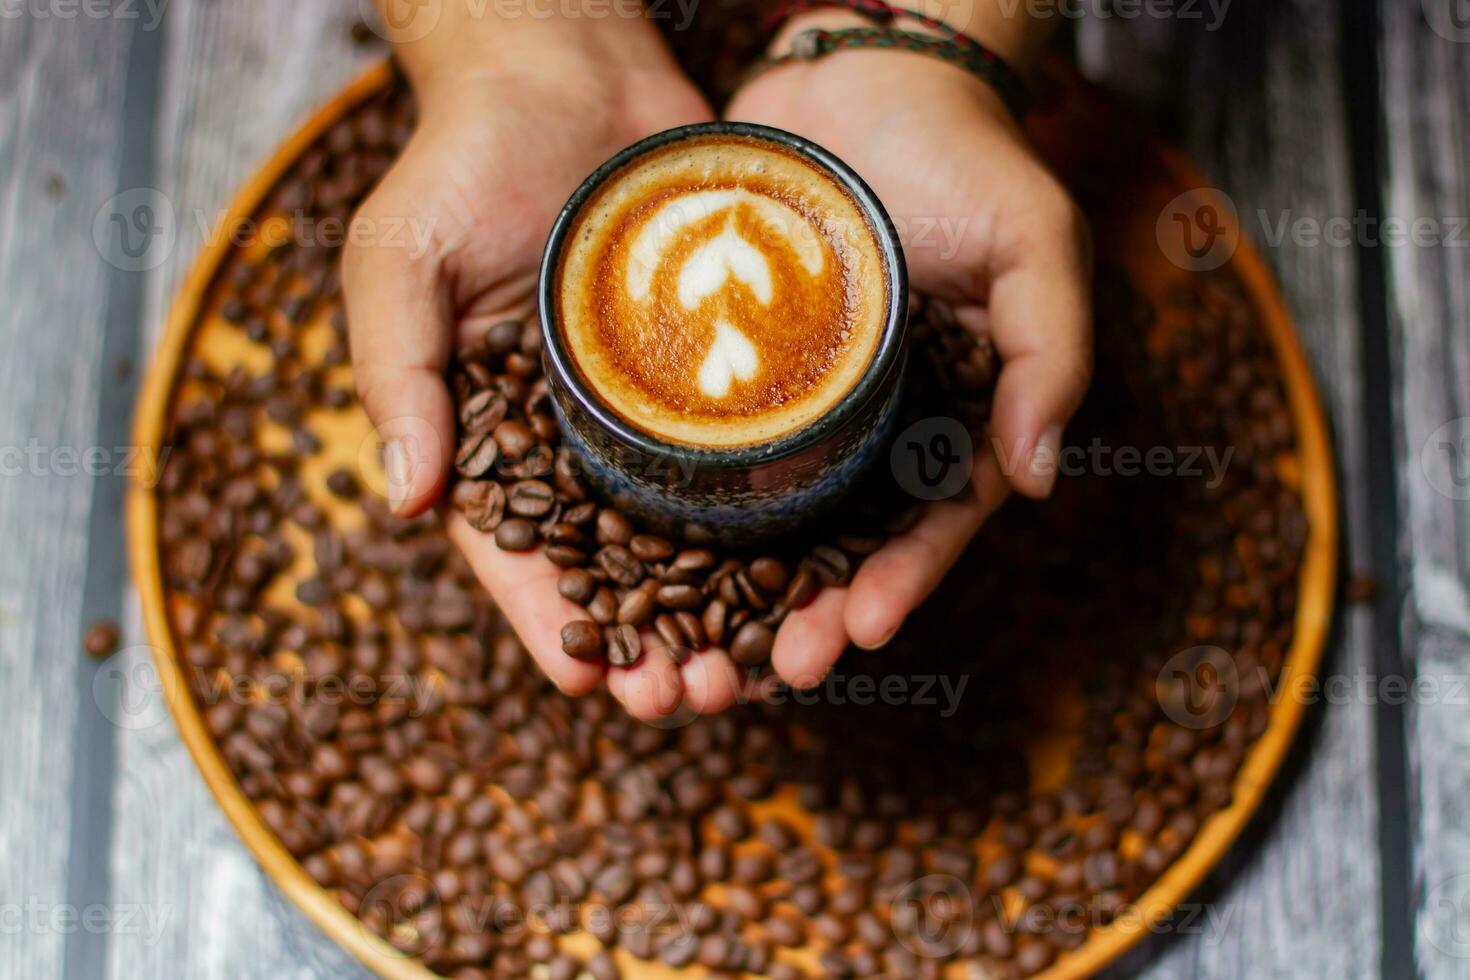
[698,320,760,398]
[556,134,889,448]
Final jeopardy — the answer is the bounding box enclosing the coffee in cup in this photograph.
[541,123,908,545]
[555,132,890,450]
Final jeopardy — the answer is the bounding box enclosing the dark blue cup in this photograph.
[538,122,908,547]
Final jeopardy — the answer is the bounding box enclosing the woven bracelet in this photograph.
[754,0,1031,120]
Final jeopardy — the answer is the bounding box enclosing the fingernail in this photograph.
[858,624,899,651]
[384,438,412,515]
[1029,425,1062,497]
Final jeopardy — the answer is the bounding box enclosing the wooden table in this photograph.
[1,2,1463,977]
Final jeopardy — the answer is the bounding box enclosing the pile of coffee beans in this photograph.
[153,71,1308,979]
[446,299,995,669]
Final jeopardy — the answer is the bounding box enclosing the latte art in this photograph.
[555,134,890,448]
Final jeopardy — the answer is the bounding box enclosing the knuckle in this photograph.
[341,194,385,271]
[1069,346,1095,394]
[1037,179,1085,238]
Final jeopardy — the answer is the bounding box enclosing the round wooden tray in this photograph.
[128,60,1338,980]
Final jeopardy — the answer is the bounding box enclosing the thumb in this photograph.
[343,201,455,518]
[980,194,1093,499]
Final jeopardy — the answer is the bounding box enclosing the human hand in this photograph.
[344,12,730,719]
[725,11,1094,684]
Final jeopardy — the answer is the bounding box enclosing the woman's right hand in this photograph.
[343,10,739,719]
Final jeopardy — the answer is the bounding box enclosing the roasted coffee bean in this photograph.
[507,479,556,517]
[563,501,597,526]
[653,614,683,650]
[616,589,655,627]
[504,351,538,378]
[729,772,773,801]
[818,949,851,978]
[595,509,633,546]
[655,583,703,610]
[986,853,1021,888]
[698,846,729,882]
[783,568,819,609]
[729,621,774,667]
[1015,940,1055,975]
[484,319,522,354]
[557,568,596,605]
[696,933,730,970]
[789,883,824,917]
[529,413,558,443]
[561,621,604,661]
[595,545,644,587]
[724,884,765,921]
[674,611,706,649]
[814,912,850,944]
[459,389,508,432]
[710,804,747,840]
[805,545,852,586]
[835,532,884,555]
[553,452,589,502]
[492,419,536,459]
[545,544,588,568]
[758,818,798,851]
[747,557,790,593]
[586,587,617,625]
[494,518,537,552]
[325,468,359,498]
[733,570,770,611]
[455,429,499,478]
[658,933,698,968]
[546,522,589,550]
[778,847,822,884]
[674,548,717,571]
[732,851,772,884]
[586,951,620,980]
[701,599,727,646]
[606,624,642,668]
[629,534,674,561]
[83,620,120,658]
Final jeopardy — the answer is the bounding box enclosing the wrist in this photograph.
[385,0,670,100]
[767,1,1047,75]
[899,0,1048,70]
[764,10,1021,126]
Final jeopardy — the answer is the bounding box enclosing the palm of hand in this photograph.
[727,57,1043,304]
[392,87,715,339]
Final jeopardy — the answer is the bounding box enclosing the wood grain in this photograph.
[1379,3,1470,976]
[1081,1,1385,976]
[0,12,137,980]
[106,3,376,978]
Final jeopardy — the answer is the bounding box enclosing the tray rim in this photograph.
[126,58,1340,980]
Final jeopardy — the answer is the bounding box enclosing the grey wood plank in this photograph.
[1082,1,1385,976]
[1382,0,1470,638]
[105,2,378,978]
[67,6,166,975]
[1378,4,1470,976]
[0,11,138,980]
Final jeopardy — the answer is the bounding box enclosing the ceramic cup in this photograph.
[538,122,908,547]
